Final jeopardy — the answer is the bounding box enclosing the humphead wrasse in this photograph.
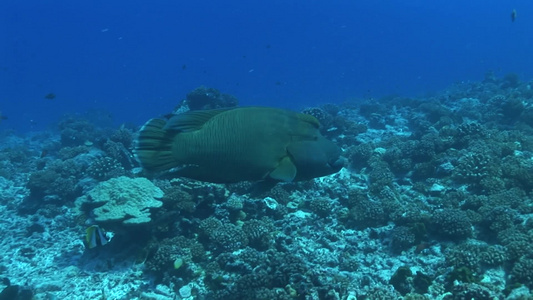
[134,107,344,183]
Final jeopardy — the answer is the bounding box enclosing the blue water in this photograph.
[1,0,532,132]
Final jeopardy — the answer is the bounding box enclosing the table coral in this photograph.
[76,176,163,225]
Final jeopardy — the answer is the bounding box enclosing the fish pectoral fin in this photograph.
[269,156,297,182]
[164,108,233,132]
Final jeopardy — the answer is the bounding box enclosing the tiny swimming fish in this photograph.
[511,9,517,22]
[85,225,113,249]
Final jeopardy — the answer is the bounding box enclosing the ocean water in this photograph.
[1,0,532,131]
[3,2,533,299]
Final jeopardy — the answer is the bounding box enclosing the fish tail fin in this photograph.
[134,118,177,171]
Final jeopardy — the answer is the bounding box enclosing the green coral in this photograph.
[26,158,84,202]
[430,209,472,240]
[389,226,416,253]
[309,197,333,218]
[413,271,432,294]
[452,152,492,185]
[160,185,196,213]
[479,245,508,267]
[446,266,479,287]
[199,217,249,253]
[242,219,273,250]
[445,243,482,271]
[348,198,386,229]
[86,156,125,180]
[185,86,238,110]
[77,176,163,225]
[389,266,413,295]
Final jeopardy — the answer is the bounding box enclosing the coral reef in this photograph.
[3,79,533,298]
[75,176,164,225]
[184,86,239,110]
[85,156,125,180]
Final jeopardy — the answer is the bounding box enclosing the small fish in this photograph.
[0,111,6,122]
[44,93,56,100]
[85,225,112,249]
[511,9,517,22]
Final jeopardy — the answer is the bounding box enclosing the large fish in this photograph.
[134,107,344,183]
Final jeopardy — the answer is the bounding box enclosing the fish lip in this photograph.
[329,157,346,170]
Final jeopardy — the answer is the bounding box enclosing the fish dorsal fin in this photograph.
[164,108,233,132]
[298,113,320,128]
[269,156,297,182]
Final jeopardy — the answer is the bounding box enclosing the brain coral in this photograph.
[77,176,163,225]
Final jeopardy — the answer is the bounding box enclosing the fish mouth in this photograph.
[328,157,346,170]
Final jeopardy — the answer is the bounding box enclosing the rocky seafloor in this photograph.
[1,74,533,299]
